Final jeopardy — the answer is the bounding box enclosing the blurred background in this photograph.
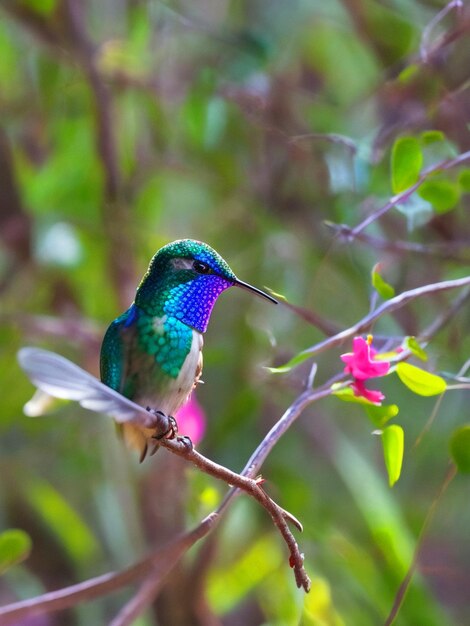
[0,0,469,624]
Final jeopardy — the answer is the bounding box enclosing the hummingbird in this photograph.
[100,239,277,461]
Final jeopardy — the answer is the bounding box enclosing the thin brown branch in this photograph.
[109,574,165,626]
[420,0,464,63]
[0,514,218,625]
[277,299,341,336]
[159,437,310,591]
[327,222,470,264]
[420,286,470,341]
[110,385,331,623]
[350,150,470,236]
[293,275,470,363]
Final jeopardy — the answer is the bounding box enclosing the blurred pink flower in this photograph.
[351,380,385,405]
[175,394,206,445]
[341,336,390,379]
[341,336,390,405]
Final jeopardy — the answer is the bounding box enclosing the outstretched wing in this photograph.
[17,347,163,430]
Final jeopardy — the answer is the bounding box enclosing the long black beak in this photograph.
[234,278,278,304]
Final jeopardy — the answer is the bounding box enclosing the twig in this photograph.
[420,286,470,341]
[306,363,318,390]
[112,386,336,622]
[109,574,165,626]
[243,388,332,478]
[391,285,470,366]
[290,275,470,364]
[0,513,218,625]
[350,150,470,236]
[420,0,464,63]
[158,437,310,590]
[277,299,341,336]
[326,222,470,263]
[110,385,334,622]
[456,357,470,378]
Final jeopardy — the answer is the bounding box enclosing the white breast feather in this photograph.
[135,330,203,416]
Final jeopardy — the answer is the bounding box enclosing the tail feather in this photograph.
[117,422,155,462]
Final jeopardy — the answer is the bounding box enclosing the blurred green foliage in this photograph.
[0,1,469,625]
[0,529,32,575]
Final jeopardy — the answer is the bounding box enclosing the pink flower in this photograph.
[341,336,390,405]
[341,336,390,379]
[351,380,385,405]
[175,395,206,445]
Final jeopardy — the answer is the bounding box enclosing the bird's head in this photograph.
[135,239,276,332]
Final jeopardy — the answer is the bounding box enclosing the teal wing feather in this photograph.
[100,305,153,458]
[100,305,138,393]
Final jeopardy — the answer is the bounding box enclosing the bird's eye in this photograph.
[193,260,211,274]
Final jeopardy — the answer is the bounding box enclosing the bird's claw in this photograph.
[150,413,178,441]
[146,406,167,428]
[166,415,178,439]
[177,435,193,452]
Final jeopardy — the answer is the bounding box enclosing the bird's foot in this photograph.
[145,407,168,430]
[148,412,178,456]
[150,413,178,441]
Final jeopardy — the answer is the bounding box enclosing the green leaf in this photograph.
[404,336,428,361]
[332,385,377,406]
[371,264,395,299]
[420,130,445,145]
[449,425,470,474]
[458,169,470,192]
[0,529,32,574]
[266,350,312,374]
[381,425,404,487]
[366,403,399,428]
[396,363,447,396]
[418,179,460,214]
[391,137,423,194]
